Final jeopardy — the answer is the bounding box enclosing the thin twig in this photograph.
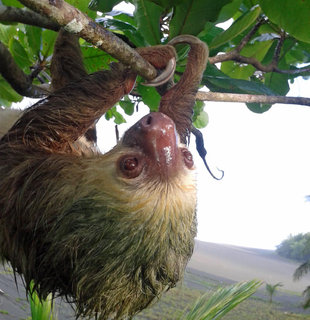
[236,17,265,52]
[271,31,285,67]
[209,46,310,75]
[196,91,310,107]
[208,17,310,76]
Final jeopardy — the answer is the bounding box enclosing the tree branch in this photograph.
[196,91,310,107]
[0,41,49,98]
[3,2,309,78]
[2,1,310,107]
[209,18,310,76]
[17,0,158,80]
[210,52,310,75]
[271,31,285,67]
[236,17,265,52]
[0,4,59,30]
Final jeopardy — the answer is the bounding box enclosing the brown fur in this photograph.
[51,29,88,91]
[0,32,205,319]
[160,36,209,144]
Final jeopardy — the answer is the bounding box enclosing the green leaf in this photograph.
[203,64,276,96]
[25,25,42,58]
[80,45,114,73]
[182,280,261,320]
[105,106,126,124]
[240,38,273,60]
[89,0,123,13]
[193,100,206,127]
[246,102,272,114]
[170,0,233,39]
[0,79,23,105]
[286,45,309,64]
[67,0,96,19]
[198,23,228,56]
[137,84,161,111]
[221,61,255,80]
[193,99,205,117]
[113,110,126,125]
[119,98,135,115]
[113,13,137,27]
[102,18,146,47]
[0,25,18,46]
[193,110,209,129]
[105,109,113,121]
[0,97,12,108]
[133,0,162,45]
[210,6,261,49]
[216,0,242,23]
[147,0,180,9]
[2,0,23,8]
[9,38,31,69]
[264,72,289,96]
[259,0,310,44]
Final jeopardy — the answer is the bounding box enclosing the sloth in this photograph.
[0,30,208,319]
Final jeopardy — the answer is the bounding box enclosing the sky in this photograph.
[194,81,310,250]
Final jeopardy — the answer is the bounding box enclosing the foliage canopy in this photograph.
[1,0,310,124]
[276,233,310,262]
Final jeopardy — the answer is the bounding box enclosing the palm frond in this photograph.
[302,286,310,308]
[294,260,310,280]
[181,279,261,320]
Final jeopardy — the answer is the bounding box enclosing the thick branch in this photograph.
[3,2,309,78]
[17,0,157,80]
[0,4,59,30]
[0,41,49,97]
[196,91,310,107]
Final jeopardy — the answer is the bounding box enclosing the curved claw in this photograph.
[142,58,176,87]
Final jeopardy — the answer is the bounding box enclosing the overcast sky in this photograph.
[194,80,310,249]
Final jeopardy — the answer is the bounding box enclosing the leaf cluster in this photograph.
[180,279,261,320]
[276,233,310,262]
[1,0,310,123]
[28,281,57,320]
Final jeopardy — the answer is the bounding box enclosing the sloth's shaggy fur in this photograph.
[0,31,207,319]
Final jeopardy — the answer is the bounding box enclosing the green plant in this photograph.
[294,261,310,308]
[28,281,57,320]
[0,309,9,314]
[265,282,283,303]
[180,279,261,320]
